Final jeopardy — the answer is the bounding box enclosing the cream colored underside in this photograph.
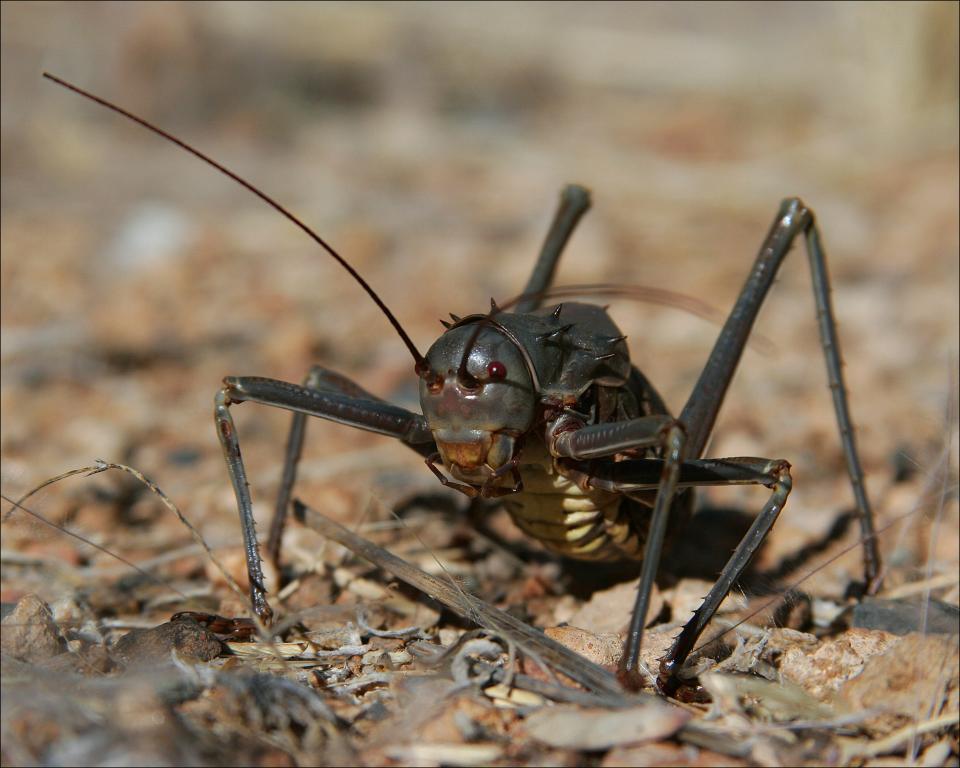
[502,442,645,562]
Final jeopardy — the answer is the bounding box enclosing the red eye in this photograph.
[487,361,507,380]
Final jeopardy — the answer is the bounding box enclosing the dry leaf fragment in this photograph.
[382,742,503,766]
[700,671,834,722]
[523,702,689,749]
[603,741,746,767]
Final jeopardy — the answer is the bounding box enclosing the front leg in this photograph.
[214,376,435,625]
[551,413,687,690]
[268,365,433,567]
[215,388,273,625]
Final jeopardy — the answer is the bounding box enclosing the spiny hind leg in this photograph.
[515,184,592,312]
[677,198,879,592]
[581,454,793,693]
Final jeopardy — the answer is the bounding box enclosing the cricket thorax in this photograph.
[502,441,646,561]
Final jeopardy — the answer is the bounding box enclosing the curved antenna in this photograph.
[43,73,427,371]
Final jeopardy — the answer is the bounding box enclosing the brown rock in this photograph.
[111,617,223,666]
[543,625,623,668]
[664,579,748,622]
[778,627,899,699]
[569,579,663,636]
[837,632,959,734]
[0,594,67,662]
[525,624,679,687]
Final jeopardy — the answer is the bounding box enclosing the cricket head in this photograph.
[419,319,537,488]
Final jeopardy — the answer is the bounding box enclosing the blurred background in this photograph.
[2,2,958,599]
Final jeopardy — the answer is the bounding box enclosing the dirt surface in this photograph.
[2,3,958,766]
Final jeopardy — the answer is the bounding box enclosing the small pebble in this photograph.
[111,617,223,666]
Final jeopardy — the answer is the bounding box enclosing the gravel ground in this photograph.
[2,4,958,766]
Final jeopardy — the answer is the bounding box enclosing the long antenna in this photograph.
[43,72,426,370]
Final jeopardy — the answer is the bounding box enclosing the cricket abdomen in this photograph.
[502,442,646,562]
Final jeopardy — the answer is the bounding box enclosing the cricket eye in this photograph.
[486,360,507,380]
